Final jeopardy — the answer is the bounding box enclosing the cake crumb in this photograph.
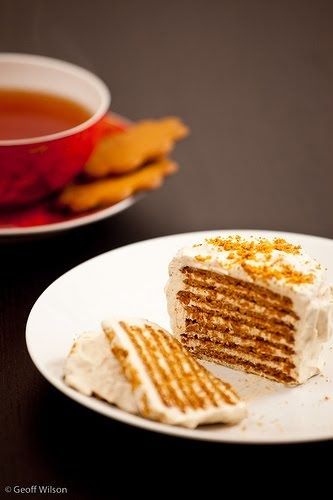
[195,255,211,263]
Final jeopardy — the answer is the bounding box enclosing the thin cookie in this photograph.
[59,159,178,212]
[85,117,188,177]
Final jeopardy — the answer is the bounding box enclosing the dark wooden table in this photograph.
[1,1,332,496]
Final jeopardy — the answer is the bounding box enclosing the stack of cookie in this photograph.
[59,117,188,212]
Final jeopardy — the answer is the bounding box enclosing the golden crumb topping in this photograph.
[242,263,314,285]
[205,235,301,256]
[196,235,315,285]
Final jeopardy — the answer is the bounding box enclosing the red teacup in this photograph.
[0,54,111,208]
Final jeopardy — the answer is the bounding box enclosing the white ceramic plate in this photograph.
[26,230,333,444]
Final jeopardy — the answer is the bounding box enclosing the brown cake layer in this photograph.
[182,305,295,343]
[185,320,295,354]
[187,347,296,384]
[182,330,294,359]
[181,284,297,324]
[179,290,295,330]
[177,266,298,383]
[184,336,295,370]
[183,267,298,317]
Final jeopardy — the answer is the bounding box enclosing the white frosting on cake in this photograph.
[166,235,333,384]
[63,331,137,413]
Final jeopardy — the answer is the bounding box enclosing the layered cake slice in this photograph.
[166,235,333,385]
[102,319,246,426]
[64,319,246,427]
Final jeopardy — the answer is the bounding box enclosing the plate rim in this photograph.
[0,195,138,237]
[26,229,333,444]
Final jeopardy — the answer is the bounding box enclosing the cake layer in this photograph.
[182,327,294,358]
[183,280,298,323]
[183,267,295,309]
[183,267,297,316]
[179,290,295,333]
[182,304,295,343]
[187,346,296,384]
[185,319,295,353]
[184,336,295,371]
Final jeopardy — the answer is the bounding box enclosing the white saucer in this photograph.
[0,195,139,238]
[26,230,333,443]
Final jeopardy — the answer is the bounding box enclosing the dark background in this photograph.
[1,0,332,497]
